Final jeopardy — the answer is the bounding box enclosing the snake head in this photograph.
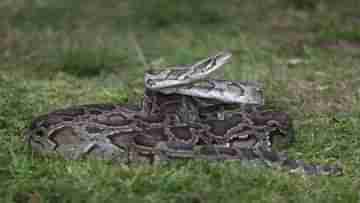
[145,51,232,90]
[158,80,264,105]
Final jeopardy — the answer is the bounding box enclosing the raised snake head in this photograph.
[145,51,232,90]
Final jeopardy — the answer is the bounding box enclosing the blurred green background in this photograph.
[1,0,360,202]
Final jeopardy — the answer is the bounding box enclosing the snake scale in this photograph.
[24,52,342,175]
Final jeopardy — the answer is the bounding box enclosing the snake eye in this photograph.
[203,59,216,72]
[182,75,189,80]
[146,79,155,86]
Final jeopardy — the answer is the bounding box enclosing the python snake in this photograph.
[24,52,342,175]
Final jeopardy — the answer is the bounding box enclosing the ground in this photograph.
[0,0,360,202]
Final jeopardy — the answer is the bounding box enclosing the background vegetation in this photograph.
[0,0,360,202]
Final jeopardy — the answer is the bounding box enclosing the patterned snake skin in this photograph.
[24,52,342,176]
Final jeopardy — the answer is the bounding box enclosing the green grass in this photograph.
[1,0,360,202]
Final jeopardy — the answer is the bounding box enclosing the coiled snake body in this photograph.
[24,52,342,175]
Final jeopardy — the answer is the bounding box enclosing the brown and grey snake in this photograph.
[24,52,342,175]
